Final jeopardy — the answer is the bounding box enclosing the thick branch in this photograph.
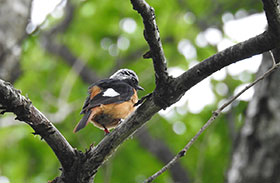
[0,80,76,171]
[130,0,168,82]
[176,31,278,95]
[262,0,280,35]
[175,0,280,101]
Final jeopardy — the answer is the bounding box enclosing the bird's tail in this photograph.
[73,111,94,133]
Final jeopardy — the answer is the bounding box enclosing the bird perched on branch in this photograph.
[73,69,144,134]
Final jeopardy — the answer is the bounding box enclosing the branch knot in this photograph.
[153,76,181,109]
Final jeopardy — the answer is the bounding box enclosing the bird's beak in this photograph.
[136,85,144,91]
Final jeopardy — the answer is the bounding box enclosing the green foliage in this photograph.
[0,0,263,182]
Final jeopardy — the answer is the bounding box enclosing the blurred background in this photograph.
[0,0,272,183]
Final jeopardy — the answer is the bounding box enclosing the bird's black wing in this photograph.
[80,79,134,114]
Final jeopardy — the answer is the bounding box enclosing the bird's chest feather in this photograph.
[98,100,135,120]
[91,91,138,129]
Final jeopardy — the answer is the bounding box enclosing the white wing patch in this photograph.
[103,88,120,97]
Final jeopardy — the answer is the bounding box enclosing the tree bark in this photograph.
[226,51,280,183]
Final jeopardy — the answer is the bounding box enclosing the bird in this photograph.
[73,69,144,134]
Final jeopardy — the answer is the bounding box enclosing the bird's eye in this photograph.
[132,78,138,85]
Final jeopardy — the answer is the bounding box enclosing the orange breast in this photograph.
[90,89,138,130]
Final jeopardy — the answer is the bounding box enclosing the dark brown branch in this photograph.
[130,0,168,82]
[176,31,278,95]
[0,80,76,172]
[130,0,176,109]
[262,0,280,35]
[174,0,280,102]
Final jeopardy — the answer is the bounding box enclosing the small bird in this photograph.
[73,69,144,134]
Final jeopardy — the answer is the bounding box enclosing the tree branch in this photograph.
[176,31,277,94]
[0,80,76,172]
[144,52,280,183]
[262,0,280,35]
[130,0,168,82]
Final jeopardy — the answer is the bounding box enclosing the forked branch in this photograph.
[144,51,280,182]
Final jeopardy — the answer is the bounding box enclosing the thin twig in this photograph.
[144,55,280,183]
[270,50,277,65]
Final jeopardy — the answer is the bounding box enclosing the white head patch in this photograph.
[103,88,120,97]
[110,69,139,82]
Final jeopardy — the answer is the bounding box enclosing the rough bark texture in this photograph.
[0,0,32,82]
[226,52,280,183]
[0,80,76,173]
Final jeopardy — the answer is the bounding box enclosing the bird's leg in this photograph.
[102,125,110,134]
[104,128,110,134]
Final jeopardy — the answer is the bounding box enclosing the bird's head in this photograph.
[110,69,144,90]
